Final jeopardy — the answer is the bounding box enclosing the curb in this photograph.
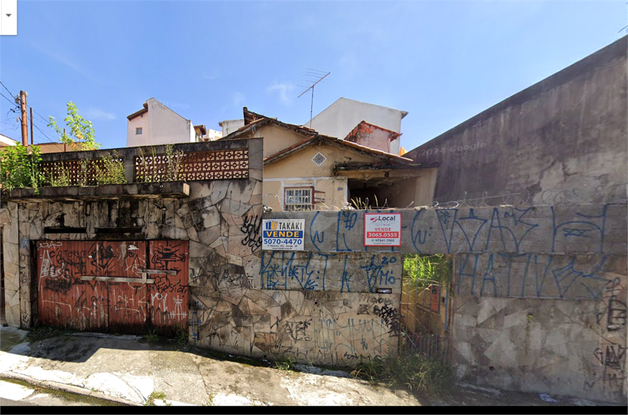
[0,372,141,407]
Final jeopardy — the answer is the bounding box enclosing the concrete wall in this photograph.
[307,97,406,154]
[220,119,245,137]
[405,36,627,207]
[264,206,627,403]
[127,98,195,147]
[1,141,625,402]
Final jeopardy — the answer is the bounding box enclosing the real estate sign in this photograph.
[364,213,402,247]
[262,219,305,251]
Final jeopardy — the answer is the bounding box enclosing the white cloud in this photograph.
[266,81,296,106]
[84,108,116,121]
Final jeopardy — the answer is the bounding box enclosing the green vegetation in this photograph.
[144,391,167,406]
[95,152,126,185]
[143,329,160,344]
[349,195,387,210]
[164,144,184,182]
[48,101,100,151]
[273,356,297,371]
[403,254,452,286]
[0,144,43,195]
[351,353,453,396]
[173,322,189,347]
[136,144,184,183]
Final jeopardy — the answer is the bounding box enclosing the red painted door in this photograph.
[37,241,110,331]
[148,240,189,336]
[37,240,188,335]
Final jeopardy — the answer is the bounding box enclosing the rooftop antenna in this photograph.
[298,69,330,128]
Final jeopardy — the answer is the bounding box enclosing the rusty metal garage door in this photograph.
[36,240,188,335]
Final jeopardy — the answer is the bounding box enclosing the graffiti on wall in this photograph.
[259,251,400,293]
[37,240,189,334]
[188,290,400,366]
[307,205,614,256]
[454,252,617,300]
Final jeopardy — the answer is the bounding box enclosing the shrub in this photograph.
[352,353,453,396]
[0,144,43,194]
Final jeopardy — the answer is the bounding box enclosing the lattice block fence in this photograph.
[40,158,114,187]
[134,149,249,182]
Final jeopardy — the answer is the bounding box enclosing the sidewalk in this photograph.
[0,325,621,408]
[0,326,420,406]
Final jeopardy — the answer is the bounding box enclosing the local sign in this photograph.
[364,213,402,246]
[262,219,305,251]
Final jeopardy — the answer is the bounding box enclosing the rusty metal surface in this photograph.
[148,241,189,335]
[37,240,187,335]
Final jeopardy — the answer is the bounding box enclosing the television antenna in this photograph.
[298,69,330,128]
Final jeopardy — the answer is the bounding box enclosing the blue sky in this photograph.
[0,0,625,151]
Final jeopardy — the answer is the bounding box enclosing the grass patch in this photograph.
[351,353,453,396]
[273,356,297,371]
[143,329,160,344]
[144,391,167,406]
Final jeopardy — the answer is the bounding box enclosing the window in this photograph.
[136,127,143,135]
[284,187,313,211]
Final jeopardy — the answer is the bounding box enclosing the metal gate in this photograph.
[37,240,188,335]
[400,254,453,361]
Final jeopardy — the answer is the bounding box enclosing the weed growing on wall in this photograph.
[137,145,185,183]
[352,353,453,395]
[46,162,72,187]
[0,144,43,195]
[95,152,126,185]
[350,195,388,209]
[164,144,184,182]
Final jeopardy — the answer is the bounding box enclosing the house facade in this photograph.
[306,97,408,156]
[222,108,435,211]
[126,98,196,147]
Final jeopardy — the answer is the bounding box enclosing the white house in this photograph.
[126,98,196,147]
[305,97,408,155]
[0,134,17,147]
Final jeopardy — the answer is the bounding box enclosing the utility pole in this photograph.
[19,90,28,146]
[30,107,33,146]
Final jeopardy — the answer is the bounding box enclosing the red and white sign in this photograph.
[364,213,402,246]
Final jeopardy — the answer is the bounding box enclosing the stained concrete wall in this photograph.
[2,150,626,401]
[265,206,627,403]
[405,36,627,207]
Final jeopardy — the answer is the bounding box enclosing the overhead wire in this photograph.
[0,83,59,144]
[31,121,56,143]
[0,92,18,108]
[0,80,17,101]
